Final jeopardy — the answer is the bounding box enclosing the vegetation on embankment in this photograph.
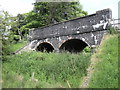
[2,51,91,88]
[2,40,27,55]
[2,32,119,88]
[88,34,119,88]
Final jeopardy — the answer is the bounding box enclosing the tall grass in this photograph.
[2,51,91,88]
[2,41,27,61]
[89,35,119,88]
[4,41,27,54]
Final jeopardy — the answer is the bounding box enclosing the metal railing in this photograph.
[110,18,120,30]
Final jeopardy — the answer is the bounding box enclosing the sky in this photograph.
[0,0,119,19]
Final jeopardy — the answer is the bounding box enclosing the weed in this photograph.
[89,35,118,88]
[2,51,91,88]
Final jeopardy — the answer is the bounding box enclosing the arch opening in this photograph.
[36,42,54,52]
[59,39,88,53]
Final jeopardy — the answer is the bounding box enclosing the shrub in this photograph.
[83,46,91,53]
[108,27,118,34]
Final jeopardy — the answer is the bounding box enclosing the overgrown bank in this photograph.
[88,34,119,88]
[2,34,119,88]
[2,51,91,88]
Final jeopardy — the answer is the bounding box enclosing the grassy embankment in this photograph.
[2,48,91,88]
[89,34,119,88]
[2,33,119,88]
[3,41,27,55]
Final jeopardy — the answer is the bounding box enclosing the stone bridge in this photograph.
[23,9,112,53]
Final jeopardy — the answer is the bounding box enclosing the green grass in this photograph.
[2,51,91,88]
[9,41,26,52]
[7,41,27,53]
[2,33,119,88]
[2,40,27,56]
[89,35,119,88]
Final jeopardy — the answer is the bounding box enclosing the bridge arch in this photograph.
[59,39,88,53]
[36,42,54,52]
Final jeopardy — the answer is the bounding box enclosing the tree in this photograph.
[20,1,87,29]
[0,11,13,41]
[2,1,87,41]
[0,11,15,56]
[33,2,88,25]
[0,11,24,44]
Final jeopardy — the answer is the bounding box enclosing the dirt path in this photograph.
[80,53,99,88]
[80,34,108,88]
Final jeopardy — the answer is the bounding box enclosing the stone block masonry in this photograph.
[22,8,112,53]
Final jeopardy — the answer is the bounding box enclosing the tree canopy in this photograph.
[1,1,88,43]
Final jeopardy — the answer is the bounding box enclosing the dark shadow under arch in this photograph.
[59,39,88,53]
[36,42,54,52]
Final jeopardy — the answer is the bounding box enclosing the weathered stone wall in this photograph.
[28,9,112,51]
[29,9,111,41]
[30,30,105,50]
